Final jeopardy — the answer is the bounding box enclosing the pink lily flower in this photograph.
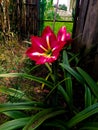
[26,26,71,64]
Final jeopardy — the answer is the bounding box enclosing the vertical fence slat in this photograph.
[15,0,39,39]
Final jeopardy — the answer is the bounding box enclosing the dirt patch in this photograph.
[0,39,28,102]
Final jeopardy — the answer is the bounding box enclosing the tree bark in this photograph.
[73,0,98,49]
[73,0,98,80]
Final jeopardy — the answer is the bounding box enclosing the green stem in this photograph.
[52,61,58,85]
[45,63,52,73]
[45,63,54,81]
[52,61,58,106]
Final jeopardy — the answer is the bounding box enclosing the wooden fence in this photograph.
[0,0,40,40]
[0,0,40,39]
[0,0,74,40]
[15,0,40,39]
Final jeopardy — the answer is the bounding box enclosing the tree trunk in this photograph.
[73,0,98,80]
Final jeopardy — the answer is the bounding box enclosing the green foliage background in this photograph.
[44,22,73,34]
[39,0,73,35]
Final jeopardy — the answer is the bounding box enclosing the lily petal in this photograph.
[42,26,57,45]
[30,36,47,52]
[26,47,41,61]
[57,26,67,42]
[66,33,71,40]
[36,55,58,64]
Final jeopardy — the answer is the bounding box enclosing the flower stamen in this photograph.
[32,52,45,56]
[46,36,51,49]
[32,51,52,57]
[40,45,47,52]
[45,49,52,56]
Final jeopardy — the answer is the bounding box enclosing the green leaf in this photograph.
[0,117,31,130]
[58,85,70,106]
[23,108,65,130]
[63,50,69,65]
[67,103,98,128]
[44,119,67,130]
[91,94,98,104]
[3,111,26,119]
[85,84,92,108]
[0,73,53,89]
[58,85,77,112]
[80,122,98,130]
[62,50,73,102]
[68,52,79,64]
[45,78,68,100]
[77,67,98,99]
[60,63,85,84]
[0,86,31,101]
[0,102,45,112]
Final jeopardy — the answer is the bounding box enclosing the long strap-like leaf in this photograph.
[0,73,53,88]
[67,103,98,128]
[77,67,98,99]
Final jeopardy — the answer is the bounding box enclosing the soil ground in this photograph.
[0,39,27,102]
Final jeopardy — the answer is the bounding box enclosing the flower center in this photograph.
[45,49,52,56]
[39,36,54,57]
[44,36,53,57]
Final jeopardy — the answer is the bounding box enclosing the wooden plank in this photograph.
[73,0,98,80]
[82,0,98,48]
[72,0,89,51]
